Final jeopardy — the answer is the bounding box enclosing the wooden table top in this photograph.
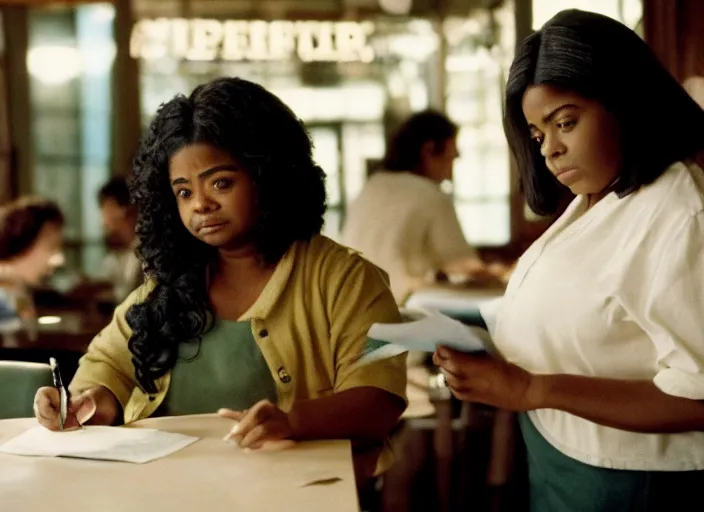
[0,414,359,512]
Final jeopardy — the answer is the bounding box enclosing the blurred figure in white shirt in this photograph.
[341,110,501,304]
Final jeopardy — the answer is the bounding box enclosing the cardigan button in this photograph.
[259,329,269,338]
[277,367,291,384]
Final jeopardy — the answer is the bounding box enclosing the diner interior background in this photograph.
[0,0,702,511]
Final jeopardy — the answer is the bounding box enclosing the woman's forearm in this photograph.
[532,374,704,433]
[288,386,405,441]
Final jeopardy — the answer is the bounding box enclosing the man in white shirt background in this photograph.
[341,110,506,304]
[96,177,142,303]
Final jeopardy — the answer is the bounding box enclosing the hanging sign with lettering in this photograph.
[130,18,376,63]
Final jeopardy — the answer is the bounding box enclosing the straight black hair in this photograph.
[504,9,704,216]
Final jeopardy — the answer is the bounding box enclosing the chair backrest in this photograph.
[0,361,53,419]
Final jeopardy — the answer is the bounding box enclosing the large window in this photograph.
[132,5,520,246]
[308,122,386,240]
[532,0,643,32]
[136,16,439,242]
[27,4,115,276]
[445,2,515,246]
[0,13,11,205]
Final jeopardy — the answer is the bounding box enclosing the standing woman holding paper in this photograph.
[433,9,704,511]
[33,77,407,481]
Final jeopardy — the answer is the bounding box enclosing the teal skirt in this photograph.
[519,413,704,511]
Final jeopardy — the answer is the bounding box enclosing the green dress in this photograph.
[159,319,278,416]
[519,413,704,511]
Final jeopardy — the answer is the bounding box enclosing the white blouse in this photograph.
[492,160,704,470]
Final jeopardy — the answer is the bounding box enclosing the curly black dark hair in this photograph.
[126,77,327,394]
[0,197,64,260]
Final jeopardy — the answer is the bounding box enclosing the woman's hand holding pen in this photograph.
[33,386,120,431]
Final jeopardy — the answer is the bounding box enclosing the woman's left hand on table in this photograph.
[218,400,296,450]
[432,346,540,411]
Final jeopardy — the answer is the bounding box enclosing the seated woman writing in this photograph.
[33,77,407,480]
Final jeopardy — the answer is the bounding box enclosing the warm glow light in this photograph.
[48,252,65,268]
[38,316,61,325]
[379,0,413,15]
[532,0,642,30]
[27,41,115,85]
[90,5,115,24]
[27,46,82,85]
[386,33,438,61]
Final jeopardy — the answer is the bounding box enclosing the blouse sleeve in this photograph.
[622,212,704,400]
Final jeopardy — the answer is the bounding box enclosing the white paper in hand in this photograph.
[0,425,198,464]
[356,309,492,366]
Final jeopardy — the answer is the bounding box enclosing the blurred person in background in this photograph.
[341,109,508,304]
[97,177,142,303]
[0,197,64,333]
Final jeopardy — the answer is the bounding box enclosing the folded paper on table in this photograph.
[0,425,199,463]
[356,308,492,366]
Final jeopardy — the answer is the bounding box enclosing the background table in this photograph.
[405,285,503,326]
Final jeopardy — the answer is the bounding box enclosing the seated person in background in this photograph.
[64,178,141,309]
[97,177,142,302]
[34,77,407,481]
[0,197,64,334]
[341,110,506,304]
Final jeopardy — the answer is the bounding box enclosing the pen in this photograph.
[49,357,74,431]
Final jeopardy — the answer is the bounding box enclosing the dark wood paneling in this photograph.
[2,6,31,197]
[111,0,141,176]
[644,0,704,82]
[0,12,12,203]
